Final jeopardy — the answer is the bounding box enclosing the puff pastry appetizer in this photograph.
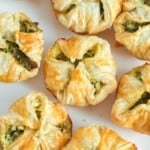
[114,0,150,60]
[44,35,117,106]
[63,125,136,150]
[0,12,44,82]
[0,92,72,150]
[51,0,122,34]
[111,63,150,134]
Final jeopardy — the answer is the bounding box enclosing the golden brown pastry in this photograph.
[111,63,150,134]
[114,0,150,60]
[0,12,44,82]
[51,0,122,34]
[63,125,137,150]
[44,35,117,106]
[0,92,72,150]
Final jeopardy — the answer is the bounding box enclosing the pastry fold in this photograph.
[51,0,122,34]
[114,0,150,60]
[111,63,150,134]
[0,12,44,82]
[44,35,117,106]
[0,92,72,150]
[63,125,136,150]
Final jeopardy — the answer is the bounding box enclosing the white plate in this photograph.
[0,0,149,149]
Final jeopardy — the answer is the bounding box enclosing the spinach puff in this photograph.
[111,63,150,134]
[51,0,122,34]
[44,36,117,106]
[0,12,44,82]
[114,0,150,60]
[0,92,72,150]
[63,125,136,150]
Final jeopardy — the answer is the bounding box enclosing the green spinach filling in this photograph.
[57,123,68,133]
[35,110,41,119]
[5,125,24,143]
[55,49,96,66]
[124,20,150,32]
[66,4,76,12]
[0,41,37,71]
[124,21,139,32]
[56,53,70,61]
[99,1,104,20]
[129,91,150,110]
[32,99,41,119]
[91,80,103,95]
[144,0,150,6]
[73,59,81,67]
[135,71,143,81]
[83,49,95,58]
[56,52,81,66]
[20,20,39,33]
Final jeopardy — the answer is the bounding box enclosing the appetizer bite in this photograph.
[114,0,150,60]
[0,92,72,150]
[111,63,150,134]
[63,125,136,150]
[0,12,44,82]
[51,0,122,34]
[44,35,117,106]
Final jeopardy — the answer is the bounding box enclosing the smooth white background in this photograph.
[0,0,149,149]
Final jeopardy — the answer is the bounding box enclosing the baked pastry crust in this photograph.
[111,63,150,134]
[0,92,72,150]
[63,125,136,150]
[114,0,150,60]
[0,12,44,82]
[51,0,122,34]
[44,35,117,106]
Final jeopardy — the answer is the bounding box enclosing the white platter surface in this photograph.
[0,0,149,150]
